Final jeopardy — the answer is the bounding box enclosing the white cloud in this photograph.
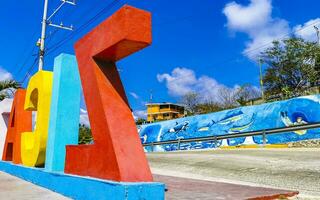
[157,67,197,97]
[129,92,139,99]
[133,110,147,120]
[80,108,90,127]
[157,67,234,103]
[223,0,290,59]
[223,0,272,31]
[0,67,13,81]
[294,18,320,42]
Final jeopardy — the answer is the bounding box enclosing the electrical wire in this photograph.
[20,1,320,86]
[46,0,123,56]
[21,0,124,84]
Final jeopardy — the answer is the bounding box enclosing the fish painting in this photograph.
[218,110,244,125]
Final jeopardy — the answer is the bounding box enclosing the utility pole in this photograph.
[149,89,153,103]
[37,0,75,71]
[259,57,265,101]
[314,26,320,87]
[314,26,320,46]
[38,0,49,71]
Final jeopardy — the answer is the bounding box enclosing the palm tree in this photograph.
[0,80,20,101]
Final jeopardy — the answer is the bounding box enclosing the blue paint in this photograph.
[0,161,165,200]
[45,54,81,172]
[139,95,320,152]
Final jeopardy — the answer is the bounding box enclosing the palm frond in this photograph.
[0,93,7,101]
[0,80,21,91]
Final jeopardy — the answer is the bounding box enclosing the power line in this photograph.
[38,0,76,71]
[244,20,320,57]
[15,0,76,84]
[20,58,39,84]
[46,0,123,56]
[20,0,124,84]
[15,45,38,77]
[14,30,39,77]
[20,1,320,87]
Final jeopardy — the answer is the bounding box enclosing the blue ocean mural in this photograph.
[138,95,320,152]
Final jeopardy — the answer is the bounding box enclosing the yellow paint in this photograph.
[21,71,53,167]
[146,103,185,122]
[294,130,307,135]
[220,144,288,149]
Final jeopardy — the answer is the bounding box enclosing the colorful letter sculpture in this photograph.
[0,5,165,200]
[45,54,81,172]
[2,90,32,164]
[65,5,153,182]
[0,98,12,159]
[21,71,53,167]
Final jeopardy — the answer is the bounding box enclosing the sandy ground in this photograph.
[147,148,320,199]
[0,172,68,200]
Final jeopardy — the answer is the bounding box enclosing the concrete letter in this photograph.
[2,90,32,164]
[45,54,81,172]
[21,71,53,167]
[65,5,153,182]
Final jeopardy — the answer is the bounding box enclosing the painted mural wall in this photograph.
[138,95,320,152]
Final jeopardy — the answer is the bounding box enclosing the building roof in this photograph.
[147,111,181,115]
[145,102,185,107]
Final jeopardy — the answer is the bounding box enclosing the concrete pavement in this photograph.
[0,170,299,200]
[0,148,319,199]
[0,172,68,200]
[147,148,320,199]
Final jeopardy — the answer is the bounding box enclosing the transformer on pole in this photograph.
[38,0,75,71]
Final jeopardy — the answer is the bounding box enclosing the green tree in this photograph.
[235,84,261,106]
[78,124,93,144]
[136,118,146,125]
[261,38,320,99]
[180,92,200,115]
[195,102,224,114]
[0,80,20,101]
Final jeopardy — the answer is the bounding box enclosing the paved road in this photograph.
[0,172,68,200]
[147,148,320,199]
[154,175,298,200]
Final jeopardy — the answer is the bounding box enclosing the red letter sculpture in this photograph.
[65,5,153,182]
[2,89,32,164]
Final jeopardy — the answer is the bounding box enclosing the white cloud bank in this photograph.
[0,67,13,81]
[133,110,147,120]
[157,67,238,102]
[223,0,320,59]
[223,0,290,58]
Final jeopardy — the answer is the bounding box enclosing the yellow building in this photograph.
[146,103,185,123]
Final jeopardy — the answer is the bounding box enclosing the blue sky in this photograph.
[0,0,319,121]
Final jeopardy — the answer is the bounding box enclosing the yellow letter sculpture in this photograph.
[21,71,53,167]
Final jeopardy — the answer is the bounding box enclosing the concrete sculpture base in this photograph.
[0,161,165,200]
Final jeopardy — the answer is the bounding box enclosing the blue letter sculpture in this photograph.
[45,53,81,172]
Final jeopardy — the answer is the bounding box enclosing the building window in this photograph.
[160,105,169,109]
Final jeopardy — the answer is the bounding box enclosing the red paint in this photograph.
[65,5,153,182]
[2,89,32,164]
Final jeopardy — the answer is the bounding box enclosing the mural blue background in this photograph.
[138,95,320,152]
